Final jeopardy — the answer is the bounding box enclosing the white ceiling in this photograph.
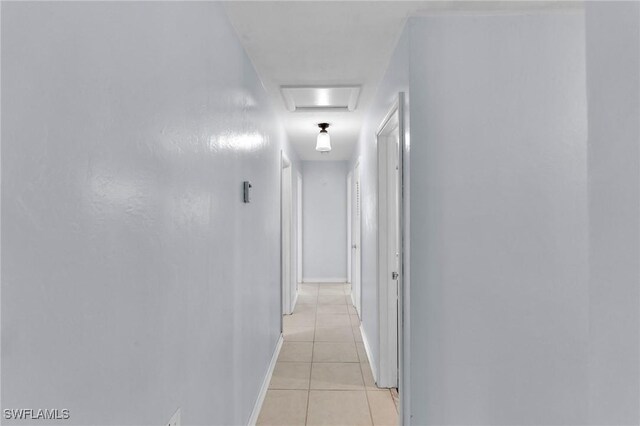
[223,1,428,161]
[223,1,582,161]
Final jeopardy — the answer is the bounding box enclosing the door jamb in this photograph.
[296,172,303,287]
[281,152,293,316]
[347,172,353,285]
[375,94,405,414]
[352,159,362,317]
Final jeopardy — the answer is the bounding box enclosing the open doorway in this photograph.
[375,94,405,418]
[281,152,295,316]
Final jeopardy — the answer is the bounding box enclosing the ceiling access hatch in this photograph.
[281,85,361,112]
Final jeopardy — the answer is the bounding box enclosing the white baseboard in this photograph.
[292,291,299,312]
[303,277,348,283]
[360,324,377,383]
[247,334,283,426]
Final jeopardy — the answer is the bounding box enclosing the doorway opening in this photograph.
[375,93,405,422]
[281,152,295,316]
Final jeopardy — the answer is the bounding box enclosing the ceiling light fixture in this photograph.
[316,123,331,153]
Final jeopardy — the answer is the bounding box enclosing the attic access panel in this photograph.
[281,85,361,112]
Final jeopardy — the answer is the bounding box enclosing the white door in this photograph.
[352,161,362,317]
[387,126,400,389]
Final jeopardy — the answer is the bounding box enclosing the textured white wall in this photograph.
[353,9,615,425]
[408,12,589,424]
[350,28,410,381]
[1,3,298,425]
[302,161,348,281]
[585,2,640,424]
[356,6,639,425]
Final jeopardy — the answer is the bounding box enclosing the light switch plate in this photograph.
[167,408,180,426]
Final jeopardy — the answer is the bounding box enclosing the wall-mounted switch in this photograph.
[243,181,252,203]
[167,408,180,426]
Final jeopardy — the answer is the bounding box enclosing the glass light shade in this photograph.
[316,131,331,152]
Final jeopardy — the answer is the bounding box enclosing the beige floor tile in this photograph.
[361,362,379,391]
[293,303,317,315]
[299,285,319,296]
[316,313,351,327]
[301,282,320,288]
[353,325,363,342]
[297,293,318,304]
[390,388,400,412]
[310,362,364,390]
[317,304,349,314]
[257,390,308,426]
[279,341,313,362]
[314,326,355,342]
[313,341,359,363]
[318,287,346,296]
[284,326,314,342]
[307,390,372,426]
[367,391,399,426]
[269,362,311,390]
[284,312,316,328]
[317,294,347,305]
[356,342,369,364]
[350,314,361,326]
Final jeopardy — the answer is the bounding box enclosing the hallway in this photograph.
[257,283,398,426]
[2,2,639,425]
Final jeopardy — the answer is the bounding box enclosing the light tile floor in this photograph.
[257,283,399,426]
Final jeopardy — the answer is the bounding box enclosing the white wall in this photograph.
[1,3,298,425]
[350,28,410,380]
[408,12,589,424]
[585,2,640,424]
[353,5,639,424]
[302,161,348,281]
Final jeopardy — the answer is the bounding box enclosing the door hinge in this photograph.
[392,272,399,280]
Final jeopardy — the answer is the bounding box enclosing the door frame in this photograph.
[347,172,352,285]
[296,172,303,286]
[351,159,362,317]
[375,93,405,394]
[281,152,294,316]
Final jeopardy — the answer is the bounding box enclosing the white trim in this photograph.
[352,159,362,318]
[247,334,284,426]
[375,94,404,389]
[360,324,377,383]
[281,152,294,316]
[296,173,303,285]
[347,172,352,284]
[291,291,299,313]
[302,277,347,283]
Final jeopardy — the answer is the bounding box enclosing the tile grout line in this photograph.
[283,284,379,425]
[304,288,317,426]
[358,324,376,425]
[344,286,375,425]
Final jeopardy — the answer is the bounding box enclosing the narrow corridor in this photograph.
[257,283,398,426]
